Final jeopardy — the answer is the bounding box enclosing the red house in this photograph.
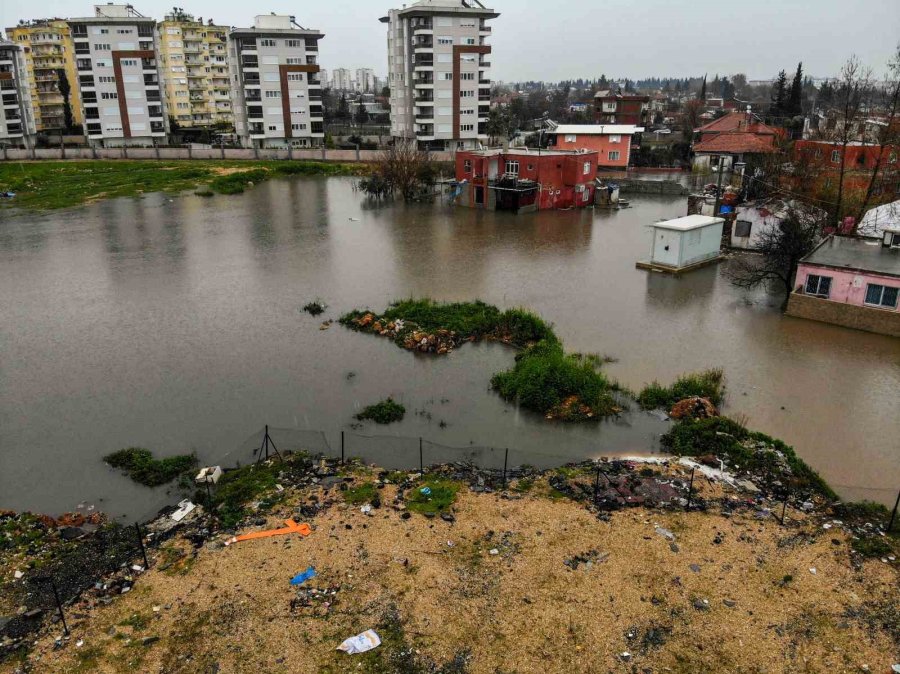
[454,148,598,213]
[593,90,650,126]
[545,123,644,168]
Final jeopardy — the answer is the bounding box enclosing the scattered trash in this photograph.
[620,651,631,661]
[809,567,817,575]
[275,484,284,493]
[337,629,381,655]
[822,523,832,529]
[564,550,609,570]
[194,466,223,485]
[489,548,499,556]
[655,526,675,541]
[419,486,432,497]
[360,505,372,514]
[289,566,317,586]
[131,565,143,572]
[224,519,311,546]
[13,570,23,580]
[75,639,84,648]
[890,664,900,673]
[171,500,196,522]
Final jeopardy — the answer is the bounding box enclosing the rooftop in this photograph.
[650,215,724,232]
[858,199,900,237]
[380,0,498,21]
[693,132,777,154]
[695,111,778,136]
[549,124,644,136]
[460,147,598,158]
[802,235,900,277]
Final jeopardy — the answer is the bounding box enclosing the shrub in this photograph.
[103,447,197,487]
[209,463,280,527]
[355,398,406,424]
[637,368,725,409]
[209,169,269,194]
[406,479,460,514]
[302,300,327,316]
[343,482,378,506]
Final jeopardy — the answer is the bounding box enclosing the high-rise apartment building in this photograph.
[0,38,37,147]
[6,20,83,133]
[158,10,232,132]
[355,67,376,93]
[68,4,168,146]
[380,0,498,151]
[228,15,324,149]
[331,67,353,91]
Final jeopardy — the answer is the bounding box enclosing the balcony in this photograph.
[245,93,262,102]
[141,58,156,70]
[238,39,257,52]
[244,78,261,87]
[414,74,434,85]
[76,60,92,72]
[241,58,259,69]
[479,93,491,102]
[415,113,433,121]
[144,75,158,85]
[479,23,492,33]
[414,58,434,69]
[249,123,265,136]
[150,121,165,133]
[479,60,491,68]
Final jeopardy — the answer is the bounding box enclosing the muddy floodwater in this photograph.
[1,175,898,519]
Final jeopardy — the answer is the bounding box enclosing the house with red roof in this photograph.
[691,110,782,173]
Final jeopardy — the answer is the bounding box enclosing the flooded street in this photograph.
[1,175,898,519]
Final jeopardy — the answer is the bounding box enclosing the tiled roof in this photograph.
[693,132,777,154]
[695,111,778,136]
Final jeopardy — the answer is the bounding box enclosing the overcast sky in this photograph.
[3,0,898,82]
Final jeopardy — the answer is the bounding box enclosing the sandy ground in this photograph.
[5,475,897,674]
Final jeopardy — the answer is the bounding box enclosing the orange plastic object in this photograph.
[224,519,311,546]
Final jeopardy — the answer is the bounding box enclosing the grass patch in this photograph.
[119,613,151,631]
[208,462,280,528]
[103,447,197,487]
[406,479,460,515]
[343,482,379,506]
[660,417,836,498]
[355,398,406,424]
[302,299,327,316]
[0,160,363,210]
[637,368,725,409]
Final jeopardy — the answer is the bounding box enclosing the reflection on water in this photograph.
[0,176,897,520]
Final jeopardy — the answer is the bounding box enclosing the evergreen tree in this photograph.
[720,76,735,100]
[699,74,707,100]
[770,70,788,117]
[56,69,73,132]
[787,62,803,115]
[337,94,350,120]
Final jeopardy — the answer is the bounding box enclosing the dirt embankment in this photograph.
[2,458,897,674]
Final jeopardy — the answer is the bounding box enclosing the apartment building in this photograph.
[68,4,168,146]
[381,0,498,151]
[158,10,232,133]
[6,20,83,133]
[355,67,375,93]
[331,67,353,91]
[228,15,324,149]
[0,38,37,147]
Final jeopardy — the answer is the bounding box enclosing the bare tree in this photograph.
[359,139,435,201]
[728,208,826,309]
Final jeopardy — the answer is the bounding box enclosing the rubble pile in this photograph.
[346,312,463,355]
[669,396,718,420]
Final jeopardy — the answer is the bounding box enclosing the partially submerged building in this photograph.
[636,215,725,273]
[545,122,643,169]
[691,110,780,173]
[454,148,598,213]
[786,233,900,337]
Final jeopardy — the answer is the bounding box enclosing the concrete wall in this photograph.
[0,147,454,162]
[795,263,900,309]
[786,291,900,337]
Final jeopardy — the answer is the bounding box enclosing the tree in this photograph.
[485,107,513,146]
[380,86,390,99]
[682,98,704,142]
[770,70,788,118]
[354,102,369,125]
[337,94,350,121]
[788,62,804,115]
[728,208,825,309]
[359,139,435,201]
[56,69,73,132]
[720,76,735,101]
[699,74,707,100]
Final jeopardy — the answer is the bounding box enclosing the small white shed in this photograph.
[638,214,725,272]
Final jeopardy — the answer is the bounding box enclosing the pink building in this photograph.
[787,232,900,336]
[547,124,643,168]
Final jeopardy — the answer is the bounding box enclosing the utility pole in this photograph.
[712,156,726,216]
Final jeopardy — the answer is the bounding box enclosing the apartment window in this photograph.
[460,19,476,27]
[260,39,277,47]
[505,160,519,175]
[460,108,474,115]
[121,59,138,67]
[460,90,474,98]
[461,124,474,131]
[265,90,281,98]
[287,73,304,81]
[609,134,621,143]
[583,161,591,175]
[94,60,109,68]
[608,151,620,160]
[463,159,471,172]
[94,27,109,34]
[564,134,576,142]
[864,284,898,308]
[101,92,118,100]
[267,124,279,131]
[285,39,302,48]
[286,57,303,65]
[176,102,189,109]
[94,43,111,51]
[98,76,115,83]
[805,274,832,298]
[166,28,179,35]
[437,37,453,45]
[463,38,476,45]
[117,29,132,34]
[291,123,307,131]
[460,72,474,80]
[440,73,453,80]
[831,150,840,163]
[171,66,185,72]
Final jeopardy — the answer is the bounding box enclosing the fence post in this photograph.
[888,489,899,532]
[187,145,192,160]
[59,131,65,159]
[593,464,602,502]
[134,522,150,569]
[502,448,508,489]
[419,437,423,473]
[45,577,68,636]
[355,144,360,162]
[685,467,695,510]
[91,144,97,160]
[122,146,127,160]
[288,145,293,160]
[340,431,345,464]
[779,492,789,526]
[321,145,326,161]
[221,141,225,160]
[2,145,6,160]
[155,141,160,160]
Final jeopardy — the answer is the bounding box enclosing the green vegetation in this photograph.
[341,299,618,421]
[355,398,406,424]
[343,482,379,506]
[406,479,460,515]
[207,462,281,528]
[637,368,725,409]
[660,417,836,498]
[103,447,197,487]
[302,299,327,316]
[0,160,363,210]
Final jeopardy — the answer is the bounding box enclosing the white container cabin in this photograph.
[637,214,725,273]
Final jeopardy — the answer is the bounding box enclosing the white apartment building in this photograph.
[0,38,37,147]
[331,67,353,91]
[68,4,168,146]
[228,15,324,149]
[355,68,376,93]
[380,0,498,151]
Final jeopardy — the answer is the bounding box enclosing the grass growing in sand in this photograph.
[0,160,362,210]
[103,448,197,487]
[342,482,379,506]
[207,462,281,528]
[341,299,619,421]
[355,398,406,424]
[406,479,460,514]
[637,368,725,409]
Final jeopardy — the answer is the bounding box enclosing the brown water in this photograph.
[1,176,897,520]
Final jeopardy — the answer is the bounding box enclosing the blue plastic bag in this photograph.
[290,566,316,586]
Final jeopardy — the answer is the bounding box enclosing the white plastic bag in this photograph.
[337,630,381,654]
